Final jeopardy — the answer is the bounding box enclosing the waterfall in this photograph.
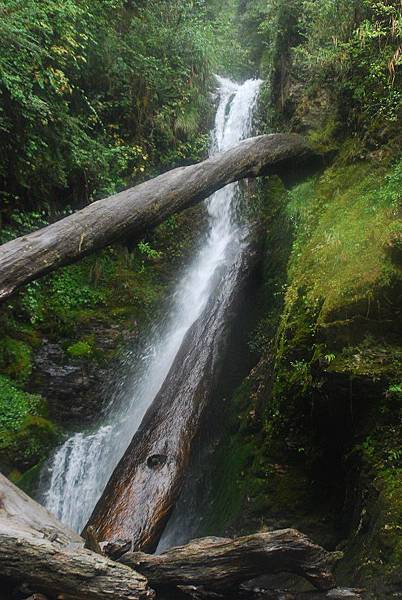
[40,75,262,534]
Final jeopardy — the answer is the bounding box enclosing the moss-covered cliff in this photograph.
[204,153,401,598]
[202,2,401,597]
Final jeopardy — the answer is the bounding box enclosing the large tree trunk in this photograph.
[84,227,261,552]
[118,530,338,594]
[0,134,311,301]
[0,474,154,600]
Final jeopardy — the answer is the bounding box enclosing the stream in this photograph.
[39,75,262,539]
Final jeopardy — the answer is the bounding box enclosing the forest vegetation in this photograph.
[0,0,401,598]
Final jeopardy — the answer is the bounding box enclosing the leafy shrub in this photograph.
[0,375,43,432]
[50,265,106,314]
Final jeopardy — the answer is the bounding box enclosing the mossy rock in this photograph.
[13,461,46,498]
[66,339,94,359]
[328,340,402,379]
[0,415,58,474]
[0,375,44,431]
[0,337,32,383]
[337,421,402,593]
[0,375,56,475]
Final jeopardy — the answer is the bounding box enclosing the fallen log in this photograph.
[0,473,154,600]
[0,532,154,600]
[85,228,261,552]
[0,476,338,598]
[0,472,83,548]
[119,530,338,593]
[0,133,312,301]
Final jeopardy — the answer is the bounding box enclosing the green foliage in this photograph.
[137,241,161,260]
[0,374,56,477]
[388,383,402,394]
[245,0,401,142]
[0,337,32,383]
[0,209,49,243]
[296,0,402,130]
[20,282,45,325]
[238,0,301,78]
[0,0,227,213]
[50,266,106,314]
[0,375,43,431]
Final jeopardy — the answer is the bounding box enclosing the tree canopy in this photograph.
[0,0,227,214]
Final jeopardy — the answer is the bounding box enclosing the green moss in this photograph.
[263,153,402,458]
[66,339,94,359]
[329,340,402,379]
[206,141,402,593]
[308,114,341,154]
[0,415,57,475]
[14,461,45,497]
[0,337,33,383]
[337,417,402,590]
[285,158,402,322]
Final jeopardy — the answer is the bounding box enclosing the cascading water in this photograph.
[40,75,262,534]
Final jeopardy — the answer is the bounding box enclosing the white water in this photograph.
[41,75,262,533]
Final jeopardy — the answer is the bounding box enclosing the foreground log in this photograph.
[85,227,261,552]
[0,475,338,598]
[0,472,82,548]
[0,474,154,600]
[0,133,312,301]
[119,530,338,593]
[0,533,154,600]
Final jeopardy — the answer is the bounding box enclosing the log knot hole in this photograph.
[146,454,167,470]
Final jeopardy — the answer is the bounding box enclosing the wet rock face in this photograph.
[30,340,107,424]
[325,590,363,599]
[30,322,137,426]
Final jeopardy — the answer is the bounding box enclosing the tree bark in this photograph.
[0,474,154,600]
[118,530,338,593]
[84,229,262,552]
[0,134,312,301]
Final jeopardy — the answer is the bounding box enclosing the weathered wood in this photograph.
[84,229,261,552]
[0,474,154,600]
[0,134,312,301]
[0,531,154,600]
[0,472,82,548]
[119,530,338,593]
[84,525,104,555]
